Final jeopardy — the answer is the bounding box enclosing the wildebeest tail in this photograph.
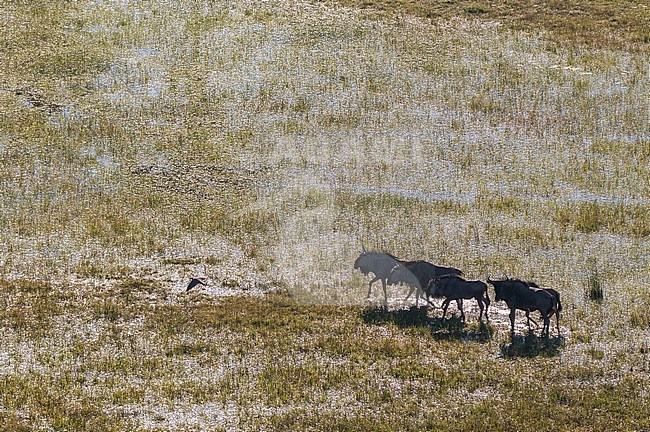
[545,288,562,313]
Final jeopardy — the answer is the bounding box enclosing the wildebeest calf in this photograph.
[427,275,490,322]
[520,281,562,334]
[387,260,463,307]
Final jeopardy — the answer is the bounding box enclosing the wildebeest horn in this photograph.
[487,276,494,283]
[361,243,366,253]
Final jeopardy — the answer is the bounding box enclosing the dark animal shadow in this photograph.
[362,305,430,327]
[361,306,494,342]
[500,331,564,358]
[428,316,494,343]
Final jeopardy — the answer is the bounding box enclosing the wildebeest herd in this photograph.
[354,247,562,337]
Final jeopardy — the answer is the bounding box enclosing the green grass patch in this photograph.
[0,282,649,430]
[552,201,650,237]
[586,267,605,303]
[328,0,650,50]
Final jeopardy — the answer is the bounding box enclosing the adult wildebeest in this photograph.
[487,277,560,337]
[354,248,404,306]
[387,260,464,307]
[518,281,562,332]
[427,275,490,322]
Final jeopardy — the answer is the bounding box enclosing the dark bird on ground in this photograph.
[186,277,207,292]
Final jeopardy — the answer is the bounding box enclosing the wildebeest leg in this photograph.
[526,311,539,329]
[424,293,438,309]
[458,300,466,322]
[418,287,429,308]
[367,276,380,299]
[477,296,484,322]
[417,289,425,305]
[411,286,429,307]
[441,298,451,321]
[509,308,516,335]
[526,311,531,329]
[483,293,490,323]
[542,314,550,338]
[543,309,558,336]
[454,299,463,318]
[381,278,388,307]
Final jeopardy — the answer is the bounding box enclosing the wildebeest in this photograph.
[427,275,490,322]
[354,248,404,306]
[387,260,464,307]
[518,281,562,332]
[487,277,560,337]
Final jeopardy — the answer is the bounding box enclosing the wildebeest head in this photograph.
[354,252,370,275]
[487,277,508,302]
[426,277,439,297]
[354,244,367,270]
[353,253,363,269]
[488,277,533,302]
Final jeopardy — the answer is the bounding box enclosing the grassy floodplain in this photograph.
[1,0,649,430]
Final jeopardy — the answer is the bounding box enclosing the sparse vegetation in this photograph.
[326,0,650,49]
[1,0,649,429]
[587,267,605,303]
[1,282,649,430]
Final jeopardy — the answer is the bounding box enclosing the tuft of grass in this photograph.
[463,4,489,15]
[630,311,650,329]
[587,347,605,360]
[586,267,604,303]
[92,297,126,322]
[165,342,211,357]
[0,414,32,432]
[629,295,650,329]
